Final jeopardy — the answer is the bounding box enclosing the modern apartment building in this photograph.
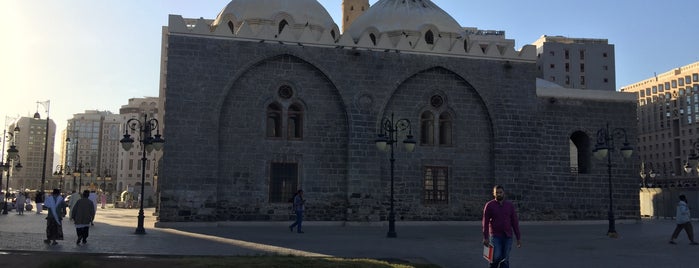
[620,61,699,183]
[63,110,120,194]
[533,35,616,91]
[7,115,55,191]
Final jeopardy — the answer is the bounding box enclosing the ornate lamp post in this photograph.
[1,118,20,215]
[375,112,416,238]
[639,163,657,188]
[34,100,50,196]
[53,165,66,192]
[72,162,91,192]
[684,140,699,174]
[120,113,164,235]
[2,153,22,215]
[592,123,633,238]
[67,134,78,192]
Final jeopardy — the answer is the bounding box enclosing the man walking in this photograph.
[71,190,96,245]
[669,194,699,245]
[288,189,305,233]
[482,185,521,268]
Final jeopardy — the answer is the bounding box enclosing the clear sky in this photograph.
[1,0,698,157]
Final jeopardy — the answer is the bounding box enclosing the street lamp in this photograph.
[53,165,66,192]
[374,112,416,238]
[592,123,633,238]
[34,100,50,196]
[1,118,20,215]
[639,163,657,188]
[72,161,91,192]
[2,154,22,215]
[120,113,164,235]
[683,140,699,175]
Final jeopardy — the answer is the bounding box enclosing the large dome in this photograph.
[346,0,464,39]
[212,0,337,30]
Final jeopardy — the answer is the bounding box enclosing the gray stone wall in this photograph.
[158,34,638,223]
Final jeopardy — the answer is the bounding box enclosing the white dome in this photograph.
[346,0,464,39]
[212,0,337,30]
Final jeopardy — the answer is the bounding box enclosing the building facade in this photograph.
[117,97,161,202]
[8,116,55,191]
[533,35,616,91]
[621,61,699,185]
[156,0,639,223]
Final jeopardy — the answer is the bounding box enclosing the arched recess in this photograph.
[216,54,350,220]
[570,131,591,174]
[379,66,494,213]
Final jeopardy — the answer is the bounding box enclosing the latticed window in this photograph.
[424,166,448,204]
[269,163,297,203]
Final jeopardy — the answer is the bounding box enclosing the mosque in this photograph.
[156,0,639,224]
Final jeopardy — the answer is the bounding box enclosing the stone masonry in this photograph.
[158,35,639,223]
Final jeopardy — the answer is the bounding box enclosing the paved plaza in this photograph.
[0,207,697,267]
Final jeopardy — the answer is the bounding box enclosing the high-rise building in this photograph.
[64,110,118,193]
[620,61,699,182]
[533,35,616,91]
[117,97,160,200]
[8,116,55,191]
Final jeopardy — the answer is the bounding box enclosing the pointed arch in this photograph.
[570,131,591,174]
[278,20,289,35]
[438,112,452,146]
[287,103,304,140]
[420,111,435,145]
[267,102,282,138]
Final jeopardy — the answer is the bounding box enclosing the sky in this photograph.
[1,0,698,156]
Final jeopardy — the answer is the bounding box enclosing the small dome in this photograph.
[346,0,464,39]
[213,0,337,31]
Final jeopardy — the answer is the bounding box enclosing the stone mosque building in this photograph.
[156,0,639,223]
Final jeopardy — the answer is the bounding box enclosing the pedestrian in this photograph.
[71,190,96,245]
[288,189,305,233]
[15,192,25,215]
[25,194,32,212]
[669,194,699,245]
[88,191,97,225]
[68,191,80,220]
[482,185,522,268]
[43,189,66,245]
[100,191,107,209]
[35,191,44,214]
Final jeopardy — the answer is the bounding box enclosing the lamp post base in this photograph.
[607,231,619,238]
[387,212,397,238]
[134,212,146,235]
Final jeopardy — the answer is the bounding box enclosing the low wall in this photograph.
[639,188,699,219]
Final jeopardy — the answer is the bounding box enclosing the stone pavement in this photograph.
[0,207,697,268]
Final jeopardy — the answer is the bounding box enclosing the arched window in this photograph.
[425,30,434,45]
[438,113,452,146]
[278,20,288,34]
[267,103,282,138]
[287,104,304,139]
[570,131,590,174]
[227,21,235,34]
[420,111,434,145]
